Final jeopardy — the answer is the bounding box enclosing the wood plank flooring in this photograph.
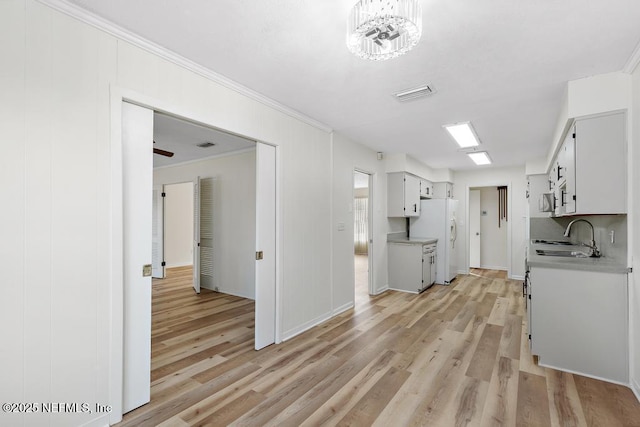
[116,266,640,426]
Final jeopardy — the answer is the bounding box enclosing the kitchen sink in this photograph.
[535,249,590,258]
[531,239,573,245]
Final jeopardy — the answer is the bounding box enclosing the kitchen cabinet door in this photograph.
[561,129,576,214]
[429,250,437,285]
[388,243,423,292]
[404,174,421,216]
[527,174,551,218]
[573,112,626,214]
[529,266,628,383]
[433,182,454,199]
[387,172,421,217]
[420,178,433,198]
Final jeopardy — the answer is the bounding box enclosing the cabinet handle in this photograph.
[414,204,417,212]
[561,190,567,206]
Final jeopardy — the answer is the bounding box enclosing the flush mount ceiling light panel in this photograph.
[468,151,492,166]
[347,0,422,61]
[443,122,481,148]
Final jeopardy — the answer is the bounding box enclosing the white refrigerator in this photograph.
[409,199,459,284]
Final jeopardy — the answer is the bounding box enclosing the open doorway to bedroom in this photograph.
[120,104,276,418]
[353,170,372,308]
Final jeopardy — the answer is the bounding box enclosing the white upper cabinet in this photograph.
[420,178,433,199]
[433,182,454,199]
[561,111,626,215]
[546,111,625,216]
[527,174,551,218]
[387,172,421,217]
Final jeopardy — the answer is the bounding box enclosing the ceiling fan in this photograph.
[365,24,401,47]
[153,141,174,157]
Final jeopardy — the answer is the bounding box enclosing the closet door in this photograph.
[199,177,216,290]
[194,176,216,293]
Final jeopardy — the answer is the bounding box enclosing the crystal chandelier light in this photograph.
[347,0,422,61]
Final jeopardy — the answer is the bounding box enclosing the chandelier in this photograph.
[347,0,422,61]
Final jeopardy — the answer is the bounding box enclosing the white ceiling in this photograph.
[153,113,255,168]
[69,0,640,171]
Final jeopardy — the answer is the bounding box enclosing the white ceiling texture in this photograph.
[67,0,640,170]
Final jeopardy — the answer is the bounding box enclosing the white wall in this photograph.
[0,1,333,425]
[631,62,640,397]
[332,133,390,307]
[477,187,508,270]
[454,166,527,280]
[163,182,194,268]
[154,151,256,298]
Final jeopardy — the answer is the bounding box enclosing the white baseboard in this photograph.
[373,285,389,295]
[388,287,419,294]
[632,378,640,403]
[200,286,254,300]
[165,262,193,269]
[480,265,508,271]
[333,302,354,316]
[281,311,333,342]
[511,274,525,281]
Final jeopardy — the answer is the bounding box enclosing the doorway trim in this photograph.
[108,85,282,424]
[353,168,375,296]
[464,182,512,278]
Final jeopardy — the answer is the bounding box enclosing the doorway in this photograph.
[468,186,508,274]
[118,100,278,417]
[162,182,194,271]
[353,170,372,307]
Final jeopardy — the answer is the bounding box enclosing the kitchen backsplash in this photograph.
[530,215,627,261]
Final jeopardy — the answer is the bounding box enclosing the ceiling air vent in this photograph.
[197,142,216,148]
[393,84,436,102]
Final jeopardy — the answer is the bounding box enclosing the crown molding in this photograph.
[36,0,333,134]
[623,38,640,74]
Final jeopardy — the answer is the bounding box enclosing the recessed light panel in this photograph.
[468,151,492,165]
[444,122,480,148]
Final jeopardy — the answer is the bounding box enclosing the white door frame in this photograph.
[108,86,282,424]
[469,189,481,269]
[152,183,166,279]
[464,183,512,278]
[354,168,375,296]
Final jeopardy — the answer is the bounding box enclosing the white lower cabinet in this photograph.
[529,266,628,383]
[388,243,435,293]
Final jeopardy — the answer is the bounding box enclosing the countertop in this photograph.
[527,242,629,274]
[387,235,438,245]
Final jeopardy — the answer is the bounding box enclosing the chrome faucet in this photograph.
[563,219,601,257]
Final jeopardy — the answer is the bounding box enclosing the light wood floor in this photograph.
[117,266,640,426]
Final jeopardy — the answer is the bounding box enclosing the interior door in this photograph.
[469,189,481,268]
[152,184,165,278]
[198,177,216,291]
[255,143,276,350]
[122,102,153,413]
